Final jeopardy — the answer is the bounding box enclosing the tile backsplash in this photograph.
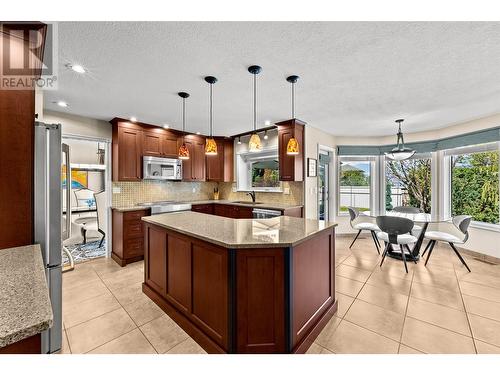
[112,180,304,207]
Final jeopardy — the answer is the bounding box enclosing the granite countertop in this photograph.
[0,245,53,348]
[142,211,337,249]
[112,199,303,212]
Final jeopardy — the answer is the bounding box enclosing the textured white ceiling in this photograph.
[44,22,500,136]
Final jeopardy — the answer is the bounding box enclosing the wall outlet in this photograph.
[283,187,290,195]
[232,185,237,192]
[192,187,196,193]
[112,186,121,194]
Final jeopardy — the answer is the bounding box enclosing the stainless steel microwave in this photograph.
[143,156,182,181]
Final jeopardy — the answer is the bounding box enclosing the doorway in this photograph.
[318,149,332,221]
[62,135,112,271]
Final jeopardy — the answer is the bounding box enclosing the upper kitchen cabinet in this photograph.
[112,119,143,181]
[206,137,234,182]
[276,119,305,182]
[143,128,179,158]
[181,135,206,181]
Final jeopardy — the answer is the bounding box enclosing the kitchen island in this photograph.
[141,212,337,354]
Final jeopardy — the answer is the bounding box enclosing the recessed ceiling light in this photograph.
[130,117,137,122]
[196,131,201,135]
[163,124,170,129]
[56,101,68,108]
[66,63,86,74]
[265,120,271,126]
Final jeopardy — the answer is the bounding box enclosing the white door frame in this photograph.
[318,144,336,221]
[62,133,112,258]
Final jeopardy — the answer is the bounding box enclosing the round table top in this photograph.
[361,211,446,223]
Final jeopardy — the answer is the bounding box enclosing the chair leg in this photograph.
[349,230,362,249]
[380,243,390,267]
[98,229,105,248]
[422,240,432,257]
[424,240,436,266]
[449,243,471,272]
[82,228,87,245]
[370,231,380,254]
[400,245,408,273]
[405,244,417,264]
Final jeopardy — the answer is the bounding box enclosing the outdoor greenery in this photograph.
[386,158,432,213]
[252,167,279,188]
[452,151,499,224]
[385,183,393,211]
[340,169,370,186]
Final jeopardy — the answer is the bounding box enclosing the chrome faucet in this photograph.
[246,190,256,203]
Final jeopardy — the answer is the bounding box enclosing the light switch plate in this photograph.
[283,187,290,195]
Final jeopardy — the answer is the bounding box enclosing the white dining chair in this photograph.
[348,207,381,254]
[422,215,472,272]
[392,206,423,233]
[377,215,418,273]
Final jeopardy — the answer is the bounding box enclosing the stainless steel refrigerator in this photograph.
[34,121,69,354]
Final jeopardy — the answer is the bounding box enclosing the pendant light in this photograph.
[248,65,262,152]
[177,92,190,160]
[384,119,415,161]
[286,75,300,155]
[204,76,218,155]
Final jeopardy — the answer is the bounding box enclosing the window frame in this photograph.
[443,141,500,230]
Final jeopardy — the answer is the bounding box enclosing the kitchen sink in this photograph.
[231,201,263,205]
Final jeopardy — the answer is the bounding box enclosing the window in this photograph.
[385,154,432,213]
[449,143,499,224]
[251,159,279,188]
[338,157,373,214]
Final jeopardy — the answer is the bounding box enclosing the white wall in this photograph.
[42,110,112,140]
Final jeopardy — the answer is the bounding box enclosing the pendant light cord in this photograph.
[291,81,295,118]
[182,97,186,142]
[210,83,213,137]
[253,73,256,132]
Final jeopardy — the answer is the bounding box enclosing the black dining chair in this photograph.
[376,215,418,273]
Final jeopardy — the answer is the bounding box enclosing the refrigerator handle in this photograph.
[62,143,71,241]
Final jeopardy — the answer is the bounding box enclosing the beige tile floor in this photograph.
[60,235,500,354]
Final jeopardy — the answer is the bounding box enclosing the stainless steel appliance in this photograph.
[143,156,182,181]
[252,208,282,219]
[34,121,65,353]
[137,200,192,215]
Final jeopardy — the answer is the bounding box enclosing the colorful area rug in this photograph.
[62,240,106,265]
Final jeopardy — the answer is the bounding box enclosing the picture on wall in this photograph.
[62,166,88,189]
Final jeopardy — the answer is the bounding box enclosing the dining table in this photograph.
[361,211,447,261]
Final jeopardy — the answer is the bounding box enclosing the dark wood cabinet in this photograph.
[162,132,179,157]
[144,223,167,297]
[112,121,143,181]
[206,138,234,182]
[111,209,150,266]
[143,129,180,158]
[166,234,192,313]
[191,204,214,215]
[182,135,206,181]
[276,119,305,182]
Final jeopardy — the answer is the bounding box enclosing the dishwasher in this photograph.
[252,208,282,219]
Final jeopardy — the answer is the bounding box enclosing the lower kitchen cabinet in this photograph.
[191,204,214,215]
[111,208,150,266]
[192,203,302,218]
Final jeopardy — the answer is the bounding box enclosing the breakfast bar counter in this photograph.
[141,212,337,353]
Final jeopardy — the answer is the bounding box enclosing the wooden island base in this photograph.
[142,221,337,354]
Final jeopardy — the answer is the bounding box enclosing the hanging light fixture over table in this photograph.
[204,76,218,155]
[248,65,262,152]
[384,119,415,161]
[286,75,300,155]
[178,92,190,160]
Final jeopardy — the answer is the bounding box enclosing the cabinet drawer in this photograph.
[125,237,144,258]
[124,220,143,238]
[124,210,148,221]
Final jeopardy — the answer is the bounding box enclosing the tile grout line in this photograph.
[398,267,415,353]
[453,262,477,354]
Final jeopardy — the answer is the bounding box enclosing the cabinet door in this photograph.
[193,141,206,181]
[206,140,224,181]
[143,131,163,157]
[118,127,142,181]
[278,127,294,181]
[237,207,253,219]
[144,224,167,297]
[166,234,192,313]
[192,204,214,215]
[162,132,179,157]
[182,140,194,181]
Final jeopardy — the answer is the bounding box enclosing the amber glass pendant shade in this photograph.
[286,137,299,155]
[178,143,190,160]
[205,137,218,155]
[248,133,262,153]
